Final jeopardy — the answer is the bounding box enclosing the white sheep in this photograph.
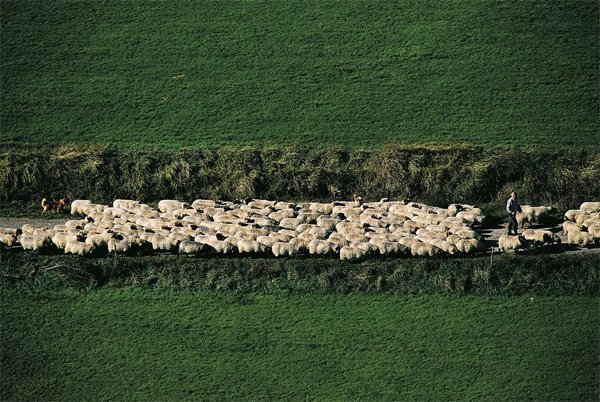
[410,242,441,257]
[279,218,301,230]
[428,239,458,255]
[339,246,368,261]
[158,200,189,213]
[498,235,525,253]
[272,242,300,257]
[455,239,484,254]
[70,199,92,215]
[580,202,600,213]
[179,241,206,255]
[108,236,132,254]
[522,229,557,245]
[564,209,582,222]
[113,199,141,210]
[516,205,554,227]
[64,240,93,256]
[191,199,216,210]
[308,240,339,256]
[19,234,53,251]
[567,230,594,247]
[369,238,407,255]
[0,233,18,248]
[236,239,268,254]
[309,203,334,215]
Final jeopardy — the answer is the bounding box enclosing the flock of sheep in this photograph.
[562,202,600,247]
[0,198,487,260]
[496,202,600,252]
[1,199,599,260]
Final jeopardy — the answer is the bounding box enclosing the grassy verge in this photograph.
[1,252,598,296]
[1,289,598,401]
[1,146,598,211]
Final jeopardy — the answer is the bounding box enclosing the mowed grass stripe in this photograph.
[1,0,598,148]
[1,290,598,401]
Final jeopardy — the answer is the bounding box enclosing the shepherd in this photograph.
[506,191,522,235]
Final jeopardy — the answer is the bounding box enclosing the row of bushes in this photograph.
[1,252,598,295]
[1,145,598,210]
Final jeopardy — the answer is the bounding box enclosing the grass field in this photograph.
[1,289,598,401]
[1,0,598,149]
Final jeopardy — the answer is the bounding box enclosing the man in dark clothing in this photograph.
[506,191,522,235]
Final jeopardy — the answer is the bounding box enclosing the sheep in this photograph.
[308,240,339,256]
[410,242,441,257]
[316,217,339,231]
[426,225,449,234]
[588,225,600,240]
[428,239,458,255]
[70,200,92,215]
[279,218,301,230]
[369,238,407,255]
[272,242,300,257]
[51,232,70,249]
[21,224,35,234]
[179,241,206,255]
[440,217,467,228]
[402,220,422,234]
[268,209,296,221]
[564,209,582,222]
[335,222,363,236]
[19,234,53,251]
[398,236,417,249]
[275,201,295,210]
[307,226,332,239]
[246,199,274,210]
[191,199,216,210]
[0,233,18,248]
[158,200,189,213]
[360,217,387,229]
[345,234,371,244]
[415,229,447,241]
[498,235,525,253]
[580,202,600,213]
[113,199,141,210]
[340,246,368,261]
[64,240,93,256]
[567,230,594,247]
[522,229,557,245]
[85,233,108,249]
[562,221,579,236]
[107,235,132,254]
[309,203,334,215]
[450,228,482,241]
[327,233,350,248]
[150,235,179,252]
[575,212,592,227]
[455,211,484,226]
[296,212,320,224]
[236,239,268,254]
[455,239,484,254]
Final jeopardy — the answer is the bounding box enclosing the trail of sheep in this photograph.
[2,216,598,256]
[480,222,600,255]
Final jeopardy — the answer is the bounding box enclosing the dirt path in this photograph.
[0,217,69,229]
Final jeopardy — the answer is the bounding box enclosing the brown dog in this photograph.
[41,198,66,214]
[55,198,66,214]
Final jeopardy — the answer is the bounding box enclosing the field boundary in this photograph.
[1,145,599,211]
[1,252,598,296]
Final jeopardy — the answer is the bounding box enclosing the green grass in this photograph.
[1,0,598,149]
[1,289,598,401]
